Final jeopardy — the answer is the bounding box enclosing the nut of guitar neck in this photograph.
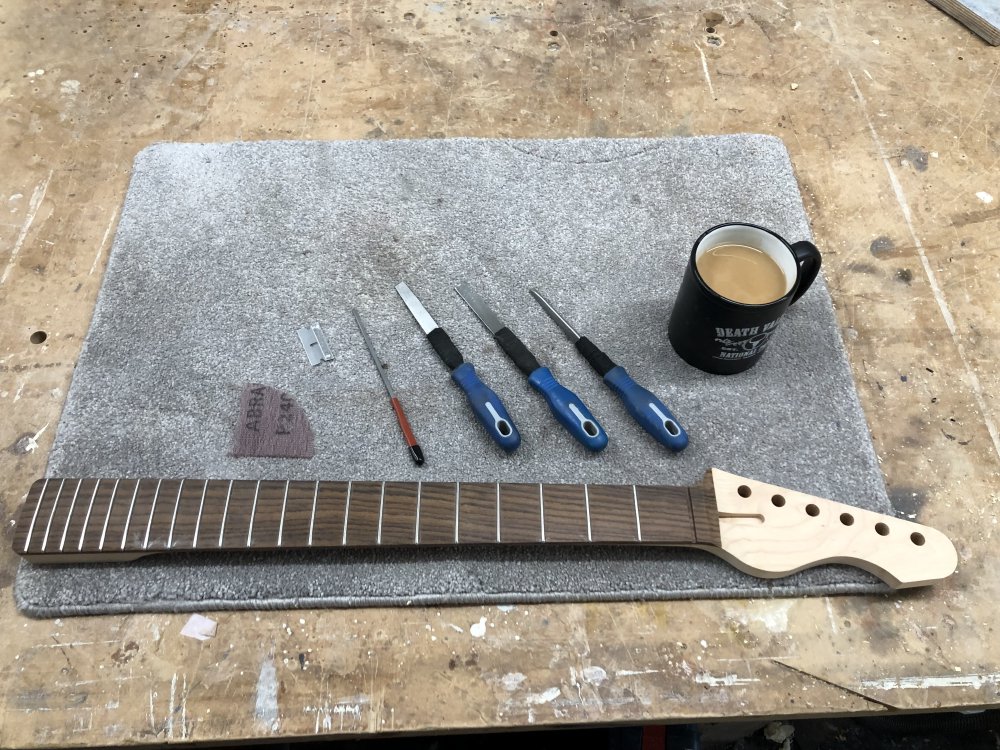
[707,468,958,589]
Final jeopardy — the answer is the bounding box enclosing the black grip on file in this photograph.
[495,327,541,376]
[427,327,464,371]
[575,336,616,377]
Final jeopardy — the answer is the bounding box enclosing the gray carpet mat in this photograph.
[15,136,892,617]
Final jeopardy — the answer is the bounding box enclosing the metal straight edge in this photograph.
[455,283,506,335]
[395,282,439,335]
[298,323,334,365]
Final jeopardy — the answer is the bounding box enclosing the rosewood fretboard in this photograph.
[14,478,721,562]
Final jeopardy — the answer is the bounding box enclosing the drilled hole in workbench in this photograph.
[737,485,752,498]
[875,522,890,536]
[550,29,558,36]
[806,504,820,517]
[30,331,47,344]
[910,532,926,546]
[706,26,716,33]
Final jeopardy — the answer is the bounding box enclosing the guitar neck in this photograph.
[13,477,721,561]
[13,470,960,590]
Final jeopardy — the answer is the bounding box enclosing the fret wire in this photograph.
[414,481,422,544]
[77,479,102,551]
[167,479,185,549]
[22,478,49,553]
[98,479,120,551]
[454,482,460,544]
[246,479,261,547]
[277,480,290,547]
[121,480,142,550]
[308,479,319,546]
[341,480,352,546]
[142,479,163,550]
[58,479,84,552]
[41,478,67,552]
[495,483,501,543]
[538,483,546,543]
[376,482,385,545]
[583,483,593,543]
[218,479,234,547]
[192,480,209,547]
[632,485,643,542]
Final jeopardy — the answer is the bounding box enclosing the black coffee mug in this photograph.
[668,223,822,375]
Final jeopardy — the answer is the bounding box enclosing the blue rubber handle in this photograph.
[527,367,608,452]
[450,362,522,452]
[603,366,689,452]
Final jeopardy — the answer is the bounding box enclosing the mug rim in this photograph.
[690,222,798,308]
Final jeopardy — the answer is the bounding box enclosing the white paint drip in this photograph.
[824,598,840,635]
[525,687,561,705]
[470,617,488,638]
[254,657,280,732]
[694,672,760,687]
[167,673,177,739]
[582,666,608,685]
[616,668,662,677]
[1,170,53,286]
[859,673,1000,690]
[501,672,526,691]
[60,79,81,96]
[89,206,119,275]
[976,191,994,204]
[695,43,716,100]
[850,72,1000,463]
[446,623,464,633]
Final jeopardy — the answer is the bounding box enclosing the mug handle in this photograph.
[790,240,822,304]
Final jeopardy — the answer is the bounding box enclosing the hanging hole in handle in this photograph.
[910,532,925,546]
[497,421,511,436]
[875,522,890,536]
[664,420,680,436]
[737,485,752,498]
[583,421,598,437]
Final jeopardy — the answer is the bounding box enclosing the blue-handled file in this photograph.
[527,367,608,452]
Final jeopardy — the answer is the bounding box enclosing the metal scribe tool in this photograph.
[455,283,608,452]
[529,288,689,452]
[351,308,425,466]
[395,282,521,452]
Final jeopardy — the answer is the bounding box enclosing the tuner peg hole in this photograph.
[910,532,925,546]
[805,504,820,517]
[737,485,752,498]
[840,513,854,526]
[771,494,785,507]
[875,522,890,536]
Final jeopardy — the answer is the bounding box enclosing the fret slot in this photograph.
[219,480,259,548]
[498,484,543,543]
[413,483,458,545]
[634,485,699,544]
[165,480,207,549]
[586,485,641,543]
[458,483,497,544]
[379,482,419,546]
[16,479,50,553]
[344,482,382,546]
[245,481,288,548]
[78,479,121,552]
[538,484,590,542]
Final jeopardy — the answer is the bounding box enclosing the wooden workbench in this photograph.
[1,0,998,745]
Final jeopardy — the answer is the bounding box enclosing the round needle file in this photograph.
[351,308,425,466]
[395,282,521,452]
[528,288,689,452]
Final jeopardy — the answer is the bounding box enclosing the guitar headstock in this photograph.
[705,469,958,589]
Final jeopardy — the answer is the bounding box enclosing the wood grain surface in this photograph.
[1,0,998,746]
